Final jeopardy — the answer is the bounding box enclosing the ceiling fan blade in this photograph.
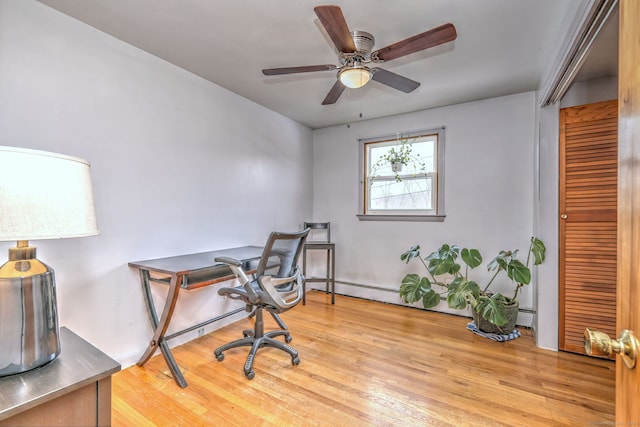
[322,80,346,105]
[371,68,420,93]
[372,23,457,62]
[314,5,356,53]
[262,65,336,76]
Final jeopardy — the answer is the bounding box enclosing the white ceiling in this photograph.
[37,0,615,129]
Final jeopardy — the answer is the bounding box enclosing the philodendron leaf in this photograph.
[476,293,508,327]
[439,244,460,263]
[427,257,451,276]
[422,290,441,308]
[487,250,511,272]
[400,274,431,304]
[426,244,459,262]
[400,245,421,264]
[530,237,546,265]
[507,259,531,284]
[449,262,461,275]
[464,281,480,307]
[446,277,480,310]
[461,248,482,269]
[427,244,461,276]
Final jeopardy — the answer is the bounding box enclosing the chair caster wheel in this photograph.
[215,352,224,361]
[285,335,292,343]
[292,356,300,366]
[245,370,255,380]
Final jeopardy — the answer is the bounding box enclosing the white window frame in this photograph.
[357,127,446,222]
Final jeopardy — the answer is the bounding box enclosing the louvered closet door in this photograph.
[559,99,617,354]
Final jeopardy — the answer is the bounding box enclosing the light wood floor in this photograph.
[112,291,615,426]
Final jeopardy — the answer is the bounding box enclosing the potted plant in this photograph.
[399,237,546,334]
[370,136,426,182]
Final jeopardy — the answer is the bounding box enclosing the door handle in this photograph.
[584,328,639,369]
[560,214,568,219]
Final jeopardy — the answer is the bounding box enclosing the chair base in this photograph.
[214,308,299,379]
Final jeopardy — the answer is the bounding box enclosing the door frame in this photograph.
[615,0,639,422]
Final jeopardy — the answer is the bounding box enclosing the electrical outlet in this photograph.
[198,328,204,337]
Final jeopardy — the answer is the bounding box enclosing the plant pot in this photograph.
[391,161,403,173]
[472,301,519,334]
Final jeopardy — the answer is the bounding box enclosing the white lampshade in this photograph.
[0,146,98,241]
[338,67,372,89]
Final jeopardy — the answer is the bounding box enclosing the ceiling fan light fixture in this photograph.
[338,66,372,89]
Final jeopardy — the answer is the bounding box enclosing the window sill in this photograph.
[356,214,446,222]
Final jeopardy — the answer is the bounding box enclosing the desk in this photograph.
[128,246,264,388]
[0,327,120,426]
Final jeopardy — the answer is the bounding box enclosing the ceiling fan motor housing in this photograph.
[341,31,375,66]
[351,31,375,54]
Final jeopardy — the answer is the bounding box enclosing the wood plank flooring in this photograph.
[112,291,615,426]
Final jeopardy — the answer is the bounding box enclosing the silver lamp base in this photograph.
[0,269,60,376]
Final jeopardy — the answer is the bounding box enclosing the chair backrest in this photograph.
[254,229,310,310]
[303,222,330,243]
[255,229,310,279]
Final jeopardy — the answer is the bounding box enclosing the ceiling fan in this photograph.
[262,5,457,105]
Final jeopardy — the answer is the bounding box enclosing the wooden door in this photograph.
[559,99,618,354]
[616,0,640,421]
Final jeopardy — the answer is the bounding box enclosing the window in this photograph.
[358,128,445,221]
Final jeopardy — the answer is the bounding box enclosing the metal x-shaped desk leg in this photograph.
[136,270,188,388]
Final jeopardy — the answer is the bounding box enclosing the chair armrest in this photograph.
[214,256,251,287]
[218,286,247,299]
[270,275,299,286]
[214,256,242,267]
[259,269,303,310]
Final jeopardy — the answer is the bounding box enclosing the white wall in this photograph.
[0,0,313,366]
[311,92,537,324]
[534,75,617,350]
[561,76,618,108]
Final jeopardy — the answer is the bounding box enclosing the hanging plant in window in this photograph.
[371,136,427,182]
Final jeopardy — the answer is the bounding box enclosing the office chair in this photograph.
[213,229,310,379]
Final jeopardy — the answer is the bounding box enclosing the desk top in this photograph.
[128,245,264,276]
[0,327,121,421]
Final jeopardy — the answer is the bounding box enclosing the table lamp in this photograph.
[0,146,98,376]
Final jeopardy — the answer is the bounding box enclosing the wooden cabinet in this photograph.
[0,328,120,426]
